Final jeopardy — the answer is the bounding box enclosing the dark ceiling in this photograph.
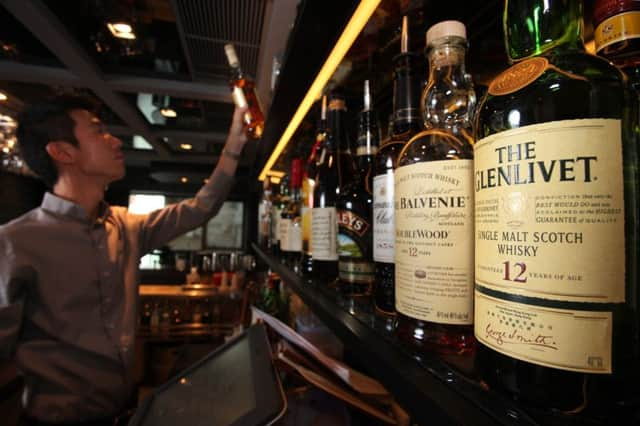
[0,0,597,189]
[0,0,298,188]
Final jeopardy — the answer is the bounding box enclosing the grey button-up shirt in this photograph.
[0,167,234,422]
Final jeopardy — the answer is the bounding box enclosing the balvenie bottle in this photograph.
[395,21,476,354]
[373,16,424,315]
[311,94,355,283]
[301,96,328,275]
[224,43,265,139]
[281,158,304,272]
[475,0,639,417]
[593,0,640,91]
[337,80,379,295]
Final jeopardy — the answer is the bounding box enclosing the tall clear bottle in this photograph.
[312,94,355,283]
[475,0,639,417]
[224,44,265,139]
[373,16,424,315]
[301,96,328,275]
[395,21,476,354]
[337,81,379,295]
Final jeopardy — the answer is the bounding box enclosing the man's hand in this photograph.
[224,106,249,156]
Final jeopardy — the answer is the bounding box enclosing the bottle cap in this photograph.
[224,44,240,67]
[290,158,303,188]
[426,20,466,46]
[363,80,371,111]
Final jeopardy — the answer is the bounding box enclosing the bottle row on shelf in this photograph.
[258,0,640,422]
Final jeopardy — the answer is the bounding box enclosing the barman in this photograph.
[0,95,248,425]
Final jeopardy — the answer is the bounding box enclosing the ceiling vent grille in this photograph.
[175,0,267,81]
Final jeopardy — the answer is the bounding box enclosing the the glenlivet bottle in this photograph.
[475,0,639,419]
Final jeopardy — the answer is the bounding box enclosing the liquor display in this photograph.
[337,80,379,296]
[593,0,640,90]
[301,96,329,275]
[395,21,476,354]
[224,43,265,139]
[373,16,424,315]
[280,158,304,271]
[311,94,355,283]
[474,0,639,418]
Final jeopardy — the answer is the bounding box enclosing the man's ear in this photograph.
[45,141,76,164]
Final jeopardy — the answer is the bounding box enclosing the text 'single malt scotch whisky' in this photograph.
[373,16,424,315]
[311,94,355,284]
[475,0,640,418]
[337,80,379,296]
[301,96,328,275]
[395,20,476,354]
[224,43,265,139]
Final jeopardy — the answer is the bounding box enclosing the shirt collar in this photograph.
[41,192,110,224]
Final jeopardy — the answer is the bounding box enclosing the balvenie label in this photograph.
[394,160,474,325]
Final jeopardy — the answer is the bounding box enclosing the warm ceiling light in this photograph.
[266,170,285,178]
[180,176,188,183]
[160,108,177,118]
[269,176,281,184]
[107,22,136,40]
[203,178,209,184]
[179,143,192,151]
[258,0,381,181]
[0,92,7,101]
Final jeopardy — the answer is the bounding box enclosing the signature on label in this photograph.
[484,323,558,350]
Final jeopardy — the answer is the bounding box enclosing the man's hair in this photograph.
[17,94,98,187]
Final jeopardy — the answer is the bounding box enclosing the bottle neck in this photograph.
[356,109,379,157]
[392,53,423,136]
[328,107,351,153]
[505,0,584,61]
[424,39,475,130]
[230,64,245,80]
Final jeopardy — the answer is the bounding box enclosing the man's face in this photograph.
[69,109,125,184]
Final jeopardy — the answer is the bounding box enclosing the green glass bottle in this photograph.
[475,0,639,418]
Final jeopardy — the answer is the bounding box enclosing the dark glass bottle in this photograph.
[337,80,379,296]
[475,0,639,419]
[271,175,289,257]
[302,96,328,275]
[593,0,640,92]
[373,16,424,315]
[281,158,304,272]
[311,94,355,283]
[395,21,476,355]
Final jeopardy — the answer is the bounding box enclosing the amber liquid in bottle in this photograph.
[395,21,476,355]
[225,44,265,139]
